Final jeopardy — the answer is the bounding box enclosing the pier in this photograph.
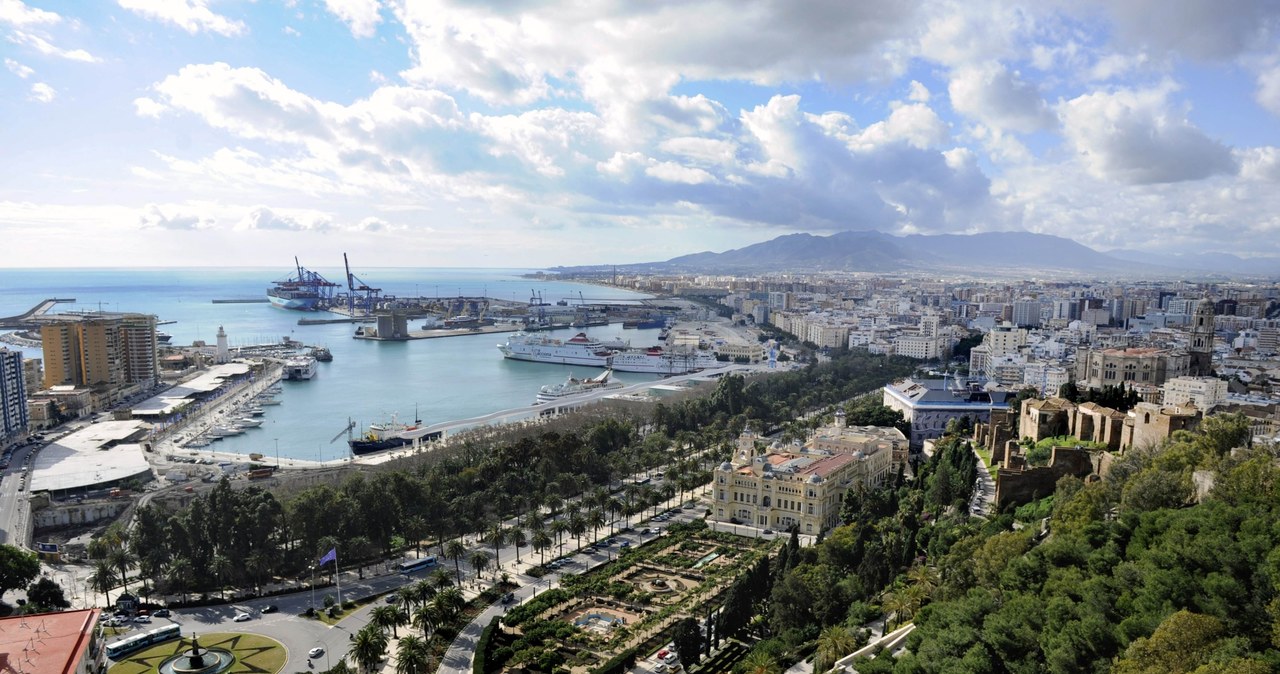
[211,298,270,304]
[0,298,75,328]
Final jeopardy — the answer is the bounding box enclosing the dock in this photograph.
[212,298,270,304]
[297,317,375,325]
[353,323,522,341]
[0,298,75,328]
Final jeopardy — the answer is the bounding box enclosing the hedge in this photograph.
[473,616,500,674]
[591,646,637,674]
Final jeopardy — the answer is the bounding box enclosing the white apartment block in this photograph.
[1022,363,1071,396]
[1162,376,1228,411]
[893,335,944,360]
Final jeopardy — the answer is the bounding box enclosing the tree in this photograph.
[348,625,388,674]
[738,649,781,674]
[531,530,552,567]
[412,603,440,640]
[0,544,40,603]
[815,625,858,673]
[25,577,70,612]
[210,554,233,601]
[394,634,432,674]
[371,604,402,638]
[444,539,467,585]
[469,550,491,582]
[672,616,702,666]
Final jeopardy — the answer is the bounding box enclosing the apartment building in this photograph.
[1,348,28,448]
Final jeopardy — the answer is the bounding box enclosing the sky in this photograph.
[1,0,1279,269]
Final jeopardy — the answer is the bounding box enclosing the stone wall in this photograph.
[31,498,130,532]
[994,446,1098,509]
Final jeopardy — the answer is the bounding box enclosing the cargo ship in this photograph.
[267,257,339,310]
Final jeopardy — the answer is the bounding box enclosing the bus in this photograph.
[397,556,438,574]
[105,624,181,660]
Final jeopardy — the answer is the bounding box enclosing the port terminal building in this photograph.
[28,420,153,495]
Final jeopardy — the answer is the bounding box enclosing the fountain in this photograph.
[159,634,236,674]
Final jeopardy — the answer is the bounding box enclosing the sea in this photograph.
[0,268,666,462]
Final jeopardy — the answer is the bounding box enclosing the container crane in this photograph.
[343,253,382,316]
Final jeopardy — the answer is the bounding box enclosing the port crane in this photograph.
[342,253,382,316]
[331,419,356,444]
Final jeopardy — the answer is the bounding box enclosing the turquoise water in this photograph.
[0,268,662,460]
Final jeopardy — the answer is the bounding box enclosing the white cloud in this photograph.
[138,203,214,230]
[658,137,739,166]
[1238,147,1280,182]
[133,97,166,117]
[1257,61,1280,116]
[323,0,382,39]
[850,101,949,150]
[7,30,98,62]
[0,0,60,27]
[27,80,52,102]
[948,62,1054,133]
[1059,83,1237,184]
[645,161,717,185]
[236,206,333,231]
[117,0,246,37]
[907,80,930,102]
[4,57,32,78]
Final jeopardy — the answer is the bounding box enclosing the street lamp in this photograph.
[274,438,280,467]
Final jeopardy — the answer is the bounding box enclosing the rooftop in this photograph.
[0,609,100,674]
[30,420,153,492]
[131,362,251,416]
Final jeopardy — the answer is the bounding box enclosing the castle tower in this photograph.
[1189,297,1214,376]
[215,326,230,364]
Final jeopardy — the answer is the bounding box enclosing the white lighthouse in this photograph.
[215,325,229,364]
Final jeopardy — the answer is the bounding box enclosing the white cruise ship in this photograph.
[610,346,727,375]
[536,370,624,404]
[498,332,616,367]
[283,355,318,380]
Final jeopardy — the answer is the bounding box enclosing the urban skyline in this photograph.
[2,1,1279,269]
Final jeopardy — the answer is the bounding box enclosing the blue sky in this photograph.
[2,0,1278,268]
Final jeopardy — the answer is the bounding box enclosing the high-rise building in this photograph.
[1011,300,1043,327]
[40,313,159,393]
[1,348,28,447]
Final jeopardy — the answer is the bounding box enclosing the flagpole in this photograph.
[336,551,341,608]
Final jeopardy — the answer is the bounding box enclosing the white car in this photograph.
[309,647,325,659]
[233,612,251,622]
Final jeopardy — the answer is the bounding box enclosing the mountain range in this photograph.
[556,231,1280,278]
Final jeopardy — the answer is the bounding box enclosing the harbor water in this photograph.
[0,268,665,461]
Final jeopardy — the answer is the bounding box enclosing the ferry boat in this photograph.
[497,332,616,367]
[610,346,726,375]
[283,355,318,380]
[536,370,624,404]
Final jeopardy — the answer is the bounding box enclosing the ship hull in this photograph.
[350,436,415,455]
[268,294,319,310]
[500,349,612,367]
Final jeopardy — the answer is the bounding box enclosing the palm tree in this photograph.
[443,539,467,585]
[165,557,193,604]
[587,508,607,544]
[509,527,527,564]
[348,625,388,674]
[482,522,506,571]
[90,560,116,605]
[429,567,453,591]
[468,550,491,582]
[740,649,781,674]
[394,634,432,674]
[568,513,586,550]
[398,586,419,611]
[531,530,552,568]
[881,589,911,629]
[371,604,402,638]
[210,554,233,601]
[550,519,569,554]
[815,625,858,673]
[433,587,466,624]
[108,546,135,594]
[412,603,439,640]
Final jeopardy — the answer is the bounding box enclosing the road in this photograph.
[0,440,38,547]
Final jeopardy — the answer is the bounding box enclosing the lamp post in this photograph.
[274,438,280,468]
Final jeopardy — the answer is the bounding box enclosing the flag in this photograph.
[318,548,337,566]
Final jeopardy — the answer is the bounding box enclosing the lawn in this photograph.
[107,632,286,674]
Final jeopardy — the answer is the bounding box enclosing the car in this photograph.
[662,652,679,665]
[309,647,325,659]
[133,615,152,623]
[261,605,278,614]
[501,592,515,604]
[729,517,743,524]
[641,527,651,535]
[657,649,670,660]
[762,528,774,535]
[384,593,399,604]
[654,664,669,674]
[153,609,171,617]
[233,612,251,622]
[620,540,631,548]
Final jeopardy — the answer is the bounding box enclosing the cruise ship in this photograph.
[498,332,617,367]
[610,346,726,375]
[535,370,624,404]
[283,355,318,380]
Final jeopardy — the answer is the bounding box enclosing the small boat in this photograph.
[257,397,282,406]
[209,425,243,437]
[245,407,265,416]
[310,346,333,362]
[238,418,263,428]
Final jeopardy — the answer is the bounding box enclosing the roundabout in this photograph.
[108,632,287,674]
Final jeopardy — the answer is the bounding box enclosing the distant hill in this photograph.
[554,230,1260,277]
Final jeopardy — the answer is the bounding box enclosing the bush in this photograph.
[591,647,637,674]
[474,616,499,674]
